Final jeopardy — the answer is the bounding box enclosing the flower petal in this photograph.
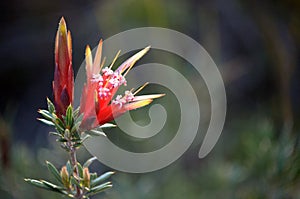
[116,46,150,74]
[55,17,71,79]
[93,39,103,74]
[124,99,153,111]
[85,45,93,80]
[132,94,165,102]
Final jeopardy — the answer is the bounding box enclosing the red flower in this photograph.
[53,18,74,117]
[79,41,164,130]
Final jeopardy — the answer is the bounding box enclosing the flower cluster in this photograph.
[79,42,164,130]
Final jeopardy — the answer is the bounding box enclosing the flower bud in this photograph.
[60,166,70,189]
[53,17,74,118]
[83,167,90,188]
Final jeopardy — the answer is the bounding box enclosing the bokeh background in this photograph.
[1,0,300,198]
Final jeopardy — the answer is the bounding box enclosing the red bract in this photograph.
[53,17,74,118]
[79,41,164,130]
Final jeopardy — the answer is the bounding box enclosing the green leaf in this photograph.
[66,161,73,176]
[77,163,83,178]
[49,132,63,137]
[90,171,115,187]
[41,180,69,195]
[73,142,82,148]
[85,130,106,137]
[38,118,55,126]
[46,161,62,184]
[24,179,66,195]
[75,113,84,124]
[65,105,73,128]
[83,157,97,168]
[70,176,81,187]
[47,98,55,113]
[38,109,53,121]
[90,173,97,182]
[60,144,70,152]
[55,117,65,129]
[25,178,51,190]
[53,117,65,134]
[73,107,80,118]
[87,182,112,196]
[100,123,117,128]
[55,124,65,134]
[71,121,81,134]
[71,137,81,142]
[73,131,81,140]
[41,180,65,191]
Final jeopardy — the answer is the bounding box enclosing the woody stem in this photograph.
[68,140,83,198]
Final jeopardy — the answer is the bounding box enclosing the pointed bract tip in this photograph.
[85,45,92,56]
[156,93,166,98]
[121,46,151,75]
[132,94,165,102]
[125,99,153,110]
[58,17,67,35]
[138,46,151,57]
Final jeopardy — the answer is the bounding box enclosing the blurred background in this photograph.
[1,0,300,198]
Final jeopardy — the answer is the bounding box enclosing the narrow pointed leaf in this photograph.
[90,173,97,182]
[77,162,83,178]
[73,142,82,148]
[25,178,51,190]
[91,171,115,187]
[70,176,81,187]
[49,132,63,137]
[41,180,65,191]
[60,144,70,152]
[54,123,65,134]
[55,117,65,133]
[71,137,81,142]
[88,182,112,196]
[38,109,54,121]
[66,161,73,175]
[38,118,55,126]
[71,121,81,134]
[46,161,62,184]
[25,179,66,194]
[73,131,81,140]
[75,113,84,124]
[41,180,69,195]
[73,106,80,118]
[65,105,73,127]
[83,157,97,168]
[47,98,55,113]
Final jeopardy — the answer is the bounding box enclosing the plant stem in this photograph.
[68,140,83,199]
